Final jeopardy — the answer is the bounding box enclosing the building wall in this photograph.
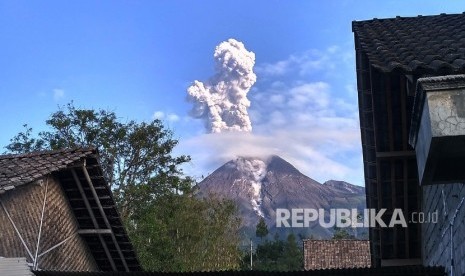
[359,68,422,265]
[0,176,99,271]
[422,183,465,275]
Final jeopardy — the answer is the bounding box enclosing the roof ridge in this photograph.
[0,147,96,160]
[353,11,465,25]
[353,12,465,73]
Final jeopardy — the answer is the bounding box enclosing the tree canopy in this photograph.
[5,102,243,271]
[255,217,269,240]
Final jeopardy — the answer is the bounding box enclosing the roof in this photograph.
[0,148,95,192]
[0,148,141,271]
[33,266,445,276]
[303,240,371,270]
[352,12,465,73]
[0,257,34,276]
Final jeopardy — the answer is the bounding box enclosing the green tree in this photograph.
[6,102,192,219]
[242,233,303,271]
[332,227,355,240]
[281,233,303,271]
[5,103,244,271]
[255,217,269,240]
[130,194,242,271]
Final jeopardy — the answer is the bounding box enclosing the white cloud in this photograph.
[178,79,363,185]
[53,89,64,101]
[153,111,165,120]
[167,113,180,122]
[153,111,181,123]
[255,46,352,78]
[179,44,364,186]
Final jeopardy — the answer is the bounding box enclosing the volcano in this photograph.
[195,155,367,240]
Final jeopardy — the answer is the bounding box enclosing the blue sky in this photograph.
[1,1,463,185]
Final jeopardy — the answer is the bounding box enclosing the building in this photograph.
[353,12,465,274]
[303,240,371,270]
[0,148,141,272]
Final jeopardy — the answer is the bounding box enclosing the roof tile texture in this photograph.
[0,148,95,190]
[304,240,371,270]
[353,13,465,73]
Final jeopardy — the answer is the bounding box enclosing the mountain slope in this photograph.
[196,155,366,240]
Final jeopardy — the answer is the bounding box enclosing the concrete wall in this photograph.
[422,183,465,275]
[0,176,98,271]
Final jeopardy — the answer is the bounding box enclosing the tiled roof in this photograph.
[33,266,445,276]
[0,148,141,271]
[303,240,371,270]
[352,13,465,73]
[0,148,95,191]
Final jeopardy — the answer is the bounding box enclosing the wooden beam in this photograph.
[78,229,113,235]
[386,74,394,151]
[82,164,130,272]
[71,168,117,272]
[400,75,409,150]
[376,151,415,158]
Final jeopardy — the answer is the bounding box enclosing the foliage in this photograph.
[332,227,355,239]
[5,103,244,271]
[6,102,192,219]
[242,233,303,271]
[255,217,269,239]
[129,194,242,271]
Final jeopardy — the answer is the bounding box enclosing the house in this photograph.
[303,240,371,270]
[353,12,465,275]
[0,148,141,272]
[0,257,34,276]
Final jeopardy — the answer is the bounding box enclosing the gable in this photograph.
[0,148,141,272]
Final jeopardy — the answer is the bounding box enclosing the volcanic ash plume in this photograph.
[187,38,257,133]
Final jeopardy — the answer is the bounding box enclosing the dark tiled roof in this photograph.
[303,240,371,270]
[0,148,95,191]
[353,13,465,73]
[33,266,445,276]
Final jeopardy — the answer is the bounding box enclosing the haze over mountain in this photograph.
[195,155,367,240]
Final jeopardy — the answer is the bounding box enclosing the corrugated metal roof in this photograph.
[0,257,34,276]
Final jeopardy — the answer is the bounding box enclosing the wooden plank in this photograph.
[386,74,394,151]
[78,229,112,235]
[82,165,130,272]
[71,168,117,272]
[376,151,415,158]
[400,75,408,150]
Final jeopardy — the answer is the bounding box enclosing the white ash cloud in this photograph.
[187,38,257,133]
[178,44,363,187]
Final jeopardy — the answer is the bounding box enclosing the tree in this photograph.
[255,217,269,240]
[281,233,303,271]
[129,194,242,271]
[242,233,303,271]
[5,103,244,271]
[6,102,192,219]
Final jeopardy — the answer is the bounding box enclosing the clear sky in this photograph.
[1,1,463,185]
